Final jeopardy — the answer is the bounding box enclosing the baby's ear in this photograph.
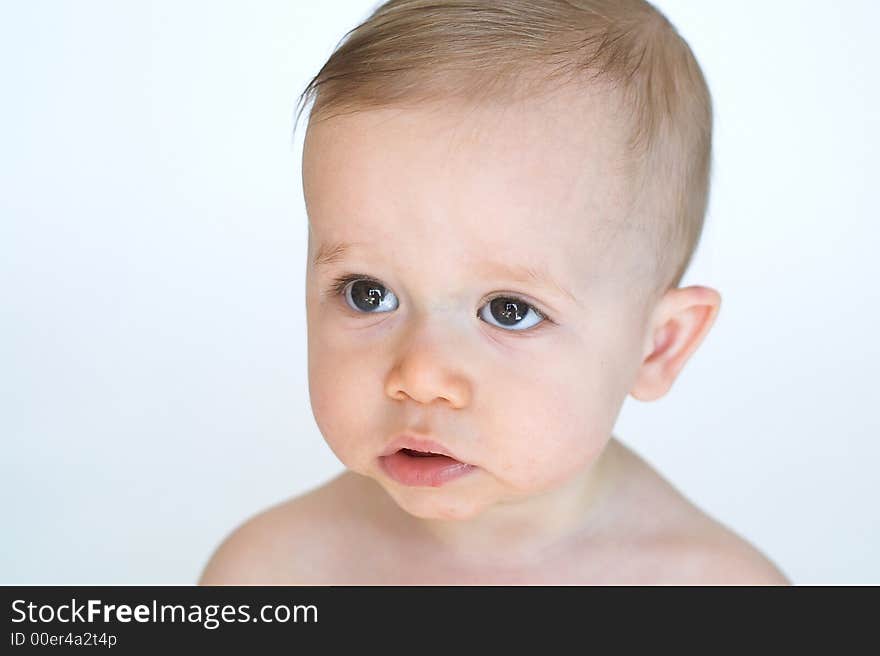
[630,285,721,401]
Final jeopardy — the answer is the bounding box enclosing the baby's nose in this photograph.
[386,330,473,408]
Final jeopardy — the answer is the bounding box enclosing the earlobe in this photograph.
[630,286,722,402]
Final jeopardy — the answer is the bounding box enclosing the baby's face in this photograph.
[302,90,656,521]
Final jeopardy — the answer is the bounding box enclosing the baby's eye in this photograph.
[337,277,399,313]
[478,296,545,331]
[330,275,547,332]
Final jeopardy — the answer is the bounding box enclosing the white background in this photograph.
[2,1,878,584]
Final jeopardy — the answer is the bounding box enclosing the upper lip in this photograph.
[381,434,464,461]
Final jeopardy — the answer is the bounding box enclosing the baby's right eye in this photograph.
[331,275,399,313]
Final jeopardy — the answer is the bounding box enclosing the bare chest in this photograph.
[309,538,693,585]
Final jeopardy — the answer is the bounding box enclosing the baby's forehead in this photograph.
[307,97,629,213]
[303,92,647,288]
[305,87,630,179]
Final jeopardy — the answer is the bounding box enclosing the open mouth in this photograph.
[380,446,476,487]
[399,448,448,458]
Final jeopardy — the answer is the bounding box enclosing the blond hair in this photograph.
[294,0,713,301]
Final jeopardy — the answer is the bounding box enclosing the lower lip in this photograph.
[379,451,477,487]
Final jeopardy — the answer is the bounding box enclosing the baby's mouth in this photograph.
[379,446,477,487]
[399,448,448,458]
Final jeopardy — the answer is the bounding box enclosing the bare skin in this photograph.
[201,86,791,586]
[199,436,791,585]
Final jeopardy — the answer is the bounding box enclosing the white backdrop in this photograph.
[2,0,877,584]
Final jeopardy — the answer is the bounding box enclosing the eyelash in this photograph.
[327,273,372,298]
[325,273,554,329]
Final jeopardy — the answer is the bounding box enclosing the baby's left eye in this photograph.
[478,296,545,331]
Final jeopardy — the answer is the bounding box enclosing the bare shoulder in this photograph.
[606,438,792,585]
[669,531,792,585]
[198,471,370,585]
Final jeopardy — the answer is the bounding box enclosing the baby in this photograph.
[199,0,790,584]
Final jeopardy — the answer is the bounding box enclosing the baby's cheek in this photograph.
[490,385,607,489]
[309,345,384,467]
[308,351,355,443]
[497,452,547,491]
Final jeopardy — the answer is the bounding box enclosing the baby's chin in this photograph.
[375,478,495,522]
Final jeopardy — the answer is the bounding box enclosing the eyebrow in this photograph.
[313,239,579,305]
[313,239,361,268]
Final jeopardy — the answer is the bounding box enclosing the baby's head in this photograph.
[298,0,719,521]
